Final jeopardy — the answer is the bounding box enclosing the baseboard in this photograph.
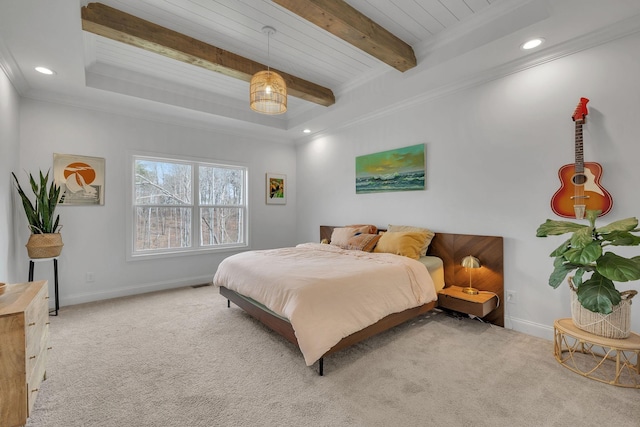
[62,275,215,307]
[505,315,555,341]
[63,280,557,342]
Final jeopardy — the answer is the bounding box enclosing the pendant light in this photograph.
[250,26,287,115]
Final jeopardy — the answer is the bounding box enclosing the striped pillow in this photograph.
[344,233,381,252]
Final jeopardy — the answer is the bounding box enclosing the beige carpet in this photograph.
[27,285,640,427]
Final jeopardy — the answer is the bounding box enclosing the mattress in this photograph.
[416,256,445,291]
[213,242,438,365]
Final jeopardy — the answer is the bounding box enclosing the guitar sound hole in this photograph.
[572,174,587,185]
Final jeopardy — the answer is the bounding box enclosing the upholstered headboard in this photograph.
[319,225,504,326]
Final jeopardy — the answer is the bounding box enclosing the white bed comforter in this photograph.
[213,243,437,366]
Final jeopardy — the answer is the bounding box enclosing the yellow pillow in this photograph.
[373,231,429,260]
[387,224,435,256]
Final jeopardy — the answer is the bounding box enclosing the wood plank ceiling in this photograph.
[81,0,497,114]
[82,0,423,107]
[272,0,417,72]
[82,2,336,107]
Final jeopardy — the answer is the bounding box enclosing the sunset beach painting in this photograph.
[355,144,425,194]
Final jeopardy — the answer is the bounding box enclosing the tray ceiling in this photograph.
[2,1,640,141]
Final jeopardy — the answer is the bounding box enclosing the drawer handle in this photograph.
[45,296,50,300]
[29,355,37,360]
[46,322,50,325]
[28,322,36,326]
[47,347,53,350]
[31,388,39,393]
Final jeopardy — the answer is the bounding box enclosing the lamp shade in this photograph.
[250,70,287,115]
[461,255,480,269]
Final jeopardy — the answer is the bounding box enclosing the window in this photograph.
[131,155,247,257]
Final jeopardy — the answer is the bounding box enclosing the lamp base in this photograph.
[462,287,479,295]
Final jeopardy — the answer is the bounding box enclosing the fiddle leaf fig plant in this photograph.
[536,210,640,314]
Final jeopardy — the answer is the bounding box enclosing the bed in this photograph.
[214,225,503,375]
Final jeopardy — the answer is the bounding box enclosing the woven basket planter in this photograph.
[569,277,637,339]
[26,233,63,259]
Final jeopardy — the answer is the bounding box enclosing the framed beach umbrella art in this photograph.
[355,144,425,194]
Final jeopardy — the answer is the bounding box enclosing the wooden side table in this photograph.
[554,318,640,388]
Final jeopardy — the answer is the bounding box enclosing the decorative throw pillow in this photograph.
[345,224,378,235]
[373,231,430,260]
[387,224,435,256]
[330,227,367,247]
[344,233,381,252]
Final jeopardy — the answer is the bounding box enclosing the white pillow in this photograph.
[330,226,368,247]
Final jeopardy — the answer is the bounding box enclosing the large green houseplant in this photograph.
[12,170,63,258]
[536,209,640,315]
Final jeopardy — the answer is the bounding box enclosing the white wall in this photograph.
[296,31,640,340]
[16,99,297,305]
[9,18,640,343]
[0,65,20,283]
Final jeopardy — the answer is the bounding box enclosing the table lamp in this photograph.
[461,255,481,295]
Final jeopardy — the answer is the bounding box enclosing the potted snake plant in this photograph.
[12,170,63,258]
[536,210,640,338]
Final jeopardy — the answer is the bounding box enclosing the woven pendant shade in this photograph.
[250,70,287,114]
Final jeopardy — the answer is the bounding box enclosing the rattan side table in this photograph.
[554,318,640,388]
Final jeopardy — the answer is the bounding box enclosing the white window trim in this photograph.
[126,151,249,261]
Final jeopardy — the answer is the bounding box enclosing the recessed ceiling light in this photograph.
[35,66,55,75]
[303,129,311,134]
[521,38,544,50]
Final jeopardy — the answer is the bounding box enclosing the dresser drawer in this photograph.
[0,281,49,427]
[26,291,49,376]
[26,323,49,377]
[27,345,48,416]
[25,284,48,329]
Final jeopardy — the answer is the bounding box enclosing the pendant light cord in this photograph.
[267,31,271,73]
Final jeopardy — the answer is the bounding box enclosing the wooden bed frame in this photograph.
[220,226,504,375]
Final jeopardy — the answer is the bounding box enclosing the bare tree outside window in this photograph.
[199,165,245,246]
[133,157,247,255]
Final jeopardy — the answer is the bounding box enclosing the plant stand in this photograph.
[554,318,640,388]
[28,257,59,316]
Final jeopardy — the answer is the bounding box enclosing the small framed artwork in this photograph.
[53,153,105,205]
[266,173,286,205]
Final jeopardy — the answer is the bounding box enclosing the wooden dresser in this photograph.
[0,281,50,427]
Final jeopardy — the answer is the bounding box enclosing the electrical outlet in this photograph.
[86,272,95,283]
[506,290,517,304]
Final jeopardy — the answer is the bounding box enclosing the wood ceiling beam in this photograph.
[81,2,335,107]
[272,0,416,72]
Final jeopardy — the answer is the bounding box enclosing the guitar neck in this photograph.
[574,120,584,173]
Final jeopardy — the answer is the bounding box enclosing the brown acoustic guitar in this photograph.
[550,97,613,219]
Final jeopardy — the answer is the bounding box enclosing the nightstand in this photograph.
[437,285,498,318]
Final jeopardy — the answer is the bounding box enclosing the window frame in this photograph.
[127,152,249,261]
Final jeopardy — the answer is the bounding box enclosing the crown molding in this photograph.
[22,89,295,146]
[311,13,640,140]
[0,37,29,94]
[415,0,547,58]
